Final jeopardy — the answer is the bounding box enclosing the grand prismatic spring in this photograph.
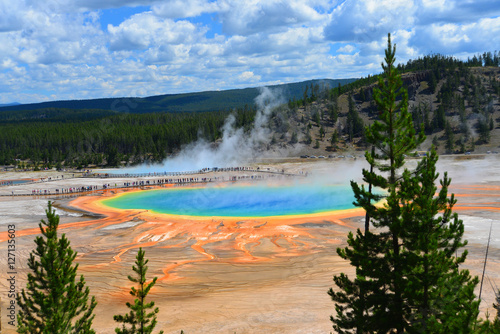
[101,183,356,217]
[0,158,500,333]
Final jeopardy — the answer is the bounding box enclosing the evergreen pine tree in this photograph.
[320,125,325,139]
[399,148,479,332]
[114,248,164,334]
[428,71,437,94]
[329,103,338,124]
[346,93,364,141]
[432,135,440,149]
[359,88,366,102]
[313,110,321,126]
[17,201,97,334]
[330,130,339,146]
[329,33,479,333]
[477,117,491,143]
[445,121,455,153]
[432,104,446,131]
[330,32,423,333]
[305,128,312,145]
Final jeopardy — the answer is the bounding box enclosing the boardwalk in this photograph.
[0,166,307,197]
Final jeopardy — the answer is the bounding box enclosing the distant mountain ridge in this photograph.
[0,102,21,107]
[0,79,357,115]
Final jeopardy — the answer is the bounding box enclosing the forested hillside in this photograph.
[0,108,257,168]
[1,52,499,169]
[266,52,500,156]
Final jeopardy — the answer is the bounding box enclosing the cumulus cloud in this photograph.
[107,12,201,51]
[0,1,25,32]
[72,0,163,11]
[0,1,104,67]
[337,44,356,53]
[416,0,500,24]
[152,0,218,18]
[0,0,499,104]
[321,0,499,70]
[324,0,415,43]
[411,17,500,54]
[238,71,261,82]
[217,0,326,36]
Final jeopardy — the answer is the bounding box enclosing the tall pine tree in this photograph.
[17,201,97,333]
[114,247,164,334]
[329,33,479,333]
[399,148,478,332]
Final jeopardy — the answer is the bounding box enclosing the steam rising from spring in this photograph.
[120,87,284,173]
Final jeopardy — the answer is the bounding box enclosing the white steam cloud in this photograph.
[119,87,284,173]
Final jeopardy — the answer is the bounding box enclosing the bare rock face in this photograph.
[402,71,429,100]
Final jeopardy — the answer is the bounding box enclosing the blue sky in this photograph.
[1,0,499,104]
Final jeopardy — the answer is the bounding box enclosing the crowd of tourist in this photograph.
[3,166,304,197]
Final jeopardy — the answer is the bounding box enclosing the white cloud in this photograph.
[411,17,500,54]
[416,0,500,24]
[421,0,448,11]
[324,0,416,43]
[337,44,355,53]
[0,0,499,104]
[0,1,25,32]
[152,0,218,18]
[107,12,201,51]
[238,71,261,82]
[72,0,163,11]
[217,0,326,36]
[0,1,105,67]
